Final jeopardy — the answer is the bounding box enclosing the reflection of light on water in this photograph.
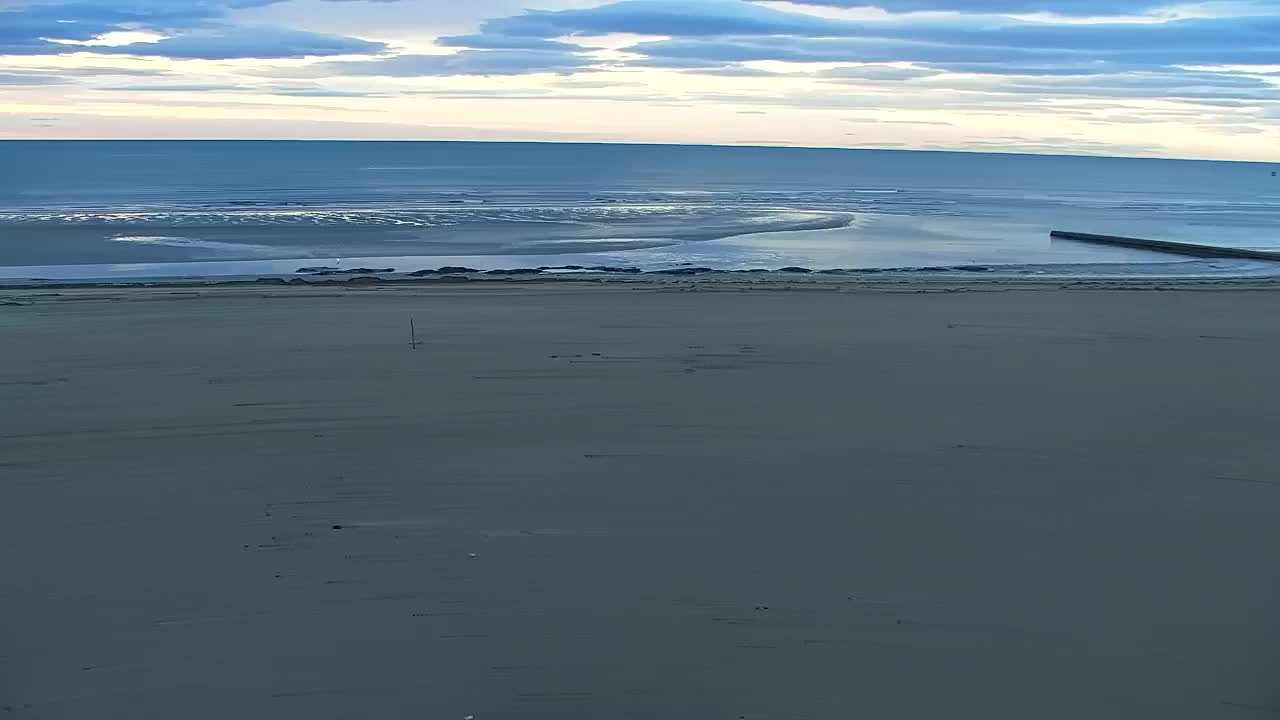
[108,235,288,256]
[1,209,1277,284]
[0,207,849,235]
[110,236,191,244]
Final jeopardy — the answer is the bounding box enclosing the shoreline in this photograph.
[3,266,1280,293]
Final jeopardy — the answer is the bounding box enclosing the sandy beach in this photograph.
[2,279,1278,719]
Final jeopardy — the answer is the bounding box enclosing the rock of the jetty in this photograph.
[588,266,642,274]
[778,266,813,274]
[313,267,395,276]
[485,268,543,275]
[407,269,438,276]
[296,266,338,274]
[648,267,717,276]
[436,266,480,274]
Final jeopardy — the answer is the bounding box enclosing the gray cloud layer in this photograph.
[454,0,1280,70]
[778,0,1175,15]
[4,0,1279,134]
[398,0,1280,108]
[0,0,387,59]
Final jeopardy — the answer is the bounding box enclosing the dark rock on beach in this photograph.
[309,267,395,276]
[536,265,642,274]
[407,266,479,276]
[648,267,717,276]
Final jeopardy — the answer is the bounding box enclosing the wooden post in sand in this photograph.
[410,317,418,350]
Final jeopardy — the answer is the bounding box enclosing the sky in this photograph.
[1,0,1278,160]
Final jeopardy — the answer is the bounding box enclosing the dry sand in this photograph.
[2,281,1278,719]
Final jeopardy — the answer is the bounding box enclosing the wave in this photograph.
[108,235,285,256]
[0,206,855,242]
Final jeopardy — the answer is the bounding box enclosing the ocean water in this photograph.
[1,140,1278,280]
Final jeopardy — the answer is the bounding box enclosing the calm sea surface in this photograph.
[1,141,1277,279]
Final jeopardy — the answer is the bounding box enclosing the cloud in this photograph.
[0,0,387,58]
[435,34,584,52]
[0,0,249,54]
[94,81,388,96]
[774,0,1172,15]
[1207,124,1266,134]
[933,69,1280,103]
[691,64,788,75]
[101,82,250,91]
[82,96,388,112]
[621,55,735,70]
[377,0,1280,119]
[395,87,681,103]
[625,28,1280,70]
[6,0,1279,158]
[545,77,648,88]
[451,0,1280,73]
[302,49,594,77]
[40,66,176,77]
[0,109,616,141]
[269,86,388,97]
[95,27,386,59]
[478,0,846,38]
[468,0,1280,53]
[845,116,953,125]
[818,64,939,80]
[0,65,175,85]
[0,72,70,84]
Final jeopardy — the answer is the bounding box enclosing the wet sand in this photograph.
[2,281,1278,719]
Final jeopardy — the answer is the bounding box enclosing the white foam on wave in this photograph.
[110,235,197,245]
[108,235,281,255]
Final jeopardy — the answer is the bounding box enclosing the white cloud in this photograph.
[3,0,1280,159]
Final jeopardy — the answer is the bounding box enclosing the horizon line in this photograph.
[0,137,1274,165]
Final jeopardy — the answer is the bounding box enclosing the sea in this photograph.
[1,140,1278,281]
